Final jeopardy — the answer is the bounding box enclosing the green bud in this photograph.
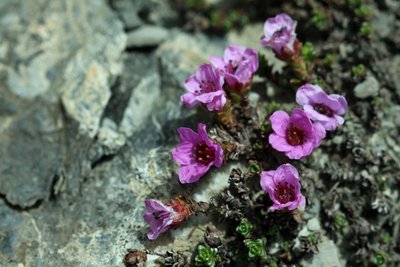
[195,245,220,267]
[280,241,290,251]
[355,5,372,19]
[376,176,387,191]
[372,251,387,266]
[244,239,267,260]
[268,225,280,236]
[253,141,264,150]
[259,121,271,133]
[334,212,348,231]
[236,218,253,238]
[352,64,366,77]
[360,22,373,38]
[323,53,336,67]
[307,233,320,245]
[301,42,317,62]
[379,232,391,244]
[249,162,261,175]
[311,8,328,30]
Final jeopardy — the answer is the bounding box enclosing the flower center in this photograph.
[198,80,217,94]
[286,125,306,146]
[225,59,238,74]
[273,27,287,38]
[274,181,296,204]
[193,142,215,165]
[152,210,170,221]
[313,103,334,117]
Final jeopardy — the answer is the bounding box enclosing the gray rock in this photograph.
[307,218,322,232]
[119,72,161,137]
[387,56,400,99]
[98,118,126,154]
[302,239,343,267]
[126,25,168,48]
[0,102,64,208]
[373,10,395,39]
[157,30,226,87]
[120,11,143,30]
[354,75,380,99]
[0,0,126,138]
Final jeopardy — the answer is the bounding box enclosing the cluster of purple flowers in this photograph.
[181,44,259,112]
[143,13,348,240]
[269,84,348,160]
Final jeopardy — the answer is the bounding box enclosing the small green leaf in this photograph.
[244,239,267,260]
[195,245,220,267]
[236,218,253,238]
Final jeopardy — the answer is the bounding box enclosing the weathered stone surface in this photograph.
[0,0,126,139]
[0,102,64,208]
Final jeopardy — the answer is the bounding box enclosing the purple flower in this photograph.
[144,198,191,240]
[296,84,348,131]
[210,44,259,91]
[260,13,297,58]
[269,108,326,159]
[260,163,306,211]
[172,123,223,184]
[181,64,226,112]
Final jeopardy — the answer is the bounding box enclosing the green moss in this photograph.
[265,102,284,116]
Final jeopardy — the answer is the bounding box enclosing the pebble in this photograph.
[126,25,168,48]
[354,76,380,99]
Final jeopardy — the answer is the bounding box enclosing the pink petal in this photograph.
[178,163,210,184]
[172,143,194,165]
[177,127,198,143]
[209,56,225,70]
[303,104,331,122]
[270,110,289,136]
[269,133,293,152]
[312,123,326,146]
[275,163,299,181]
[197,123,208,141]
[213,143,224,168]
[184,76,199,93]
[204,93,226,112]
[296,84,323,105]
[284,143,311,159]
[330,94,348,114]
[290,108,313,134]
[260,170,276,192]
[180,92,199,108]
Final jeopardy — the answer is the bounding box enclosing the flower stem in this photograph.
[216,98,237,133]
